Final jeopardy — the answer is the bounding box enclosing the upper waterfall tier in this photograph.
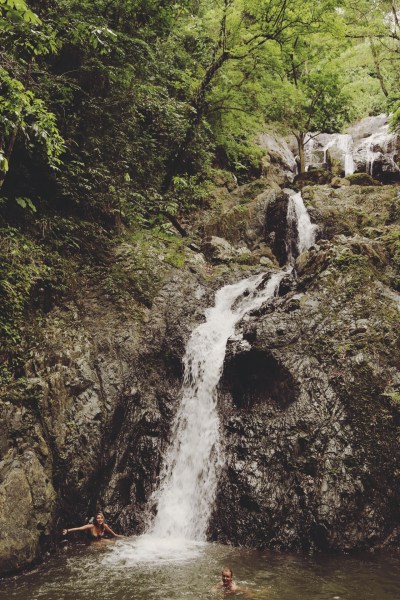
[304,114,400,182]
[260,114,400,184]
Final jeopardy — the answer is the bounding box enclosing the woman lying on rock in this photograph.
[62,511,124,542]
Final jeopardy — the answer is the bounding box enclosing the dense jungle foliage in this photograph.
[0,0,400,384]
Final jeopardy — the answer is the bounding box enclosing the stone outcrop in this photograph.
[348,115,400,183]
[258,133,298,186]
[0,254,215,573]
[210,234,400,551]
[304,115,400,183]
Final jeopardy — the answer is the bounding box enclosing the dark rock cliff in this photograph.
[1,174,400,573]
[211,242,400,551]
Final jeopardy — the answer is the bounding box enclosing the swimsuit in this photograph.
[91,527,105,540]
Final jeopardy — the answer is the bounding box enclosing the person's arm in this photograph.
[62,524,93,535]
[211,582,223,592]
[236,586,253,597]
[104,524,124,538]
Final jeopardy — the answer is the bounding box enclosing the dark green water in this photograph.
[1,536,399,599]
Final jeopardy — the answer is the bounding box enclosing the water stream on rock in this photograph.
[359,122,398,176]
[304,115,400,179]
[103,269,287,567]
[149,270,286,541]
[286,191,318,263]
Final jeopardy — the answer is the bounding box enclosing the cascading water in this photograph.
[149,271,286,541]
[305,133,354,175]
[304,115,399,181]
[359,122,398,177]
[286,192,318,263]
[329,134,354,176]
[106,186,316,566]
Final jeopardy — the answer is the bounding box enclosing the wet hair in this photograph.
[222,567,233,578]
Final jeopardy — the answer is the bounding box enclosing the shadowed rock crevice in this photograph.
[220,349,298,410]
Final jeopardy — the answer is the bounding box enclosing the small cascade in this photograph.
[148,270,286,541]
[286,192,318,263]
[329,134,354,176]
[322,138,336,165]
[304,115,399,181]
[305,133,354,175]
[304,134,316,169]
[358,122,398,177]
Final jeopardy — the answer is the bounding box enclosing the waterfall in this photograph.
[359,123,397,176]
[331,134,354,176]
[148,271,286,541]
[106,185,316,566]
[286,192,318,263]
[306,133,354,175]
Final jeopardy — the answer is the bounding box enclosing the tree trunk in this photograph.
[296,134,306,174]
[158,47,229,237]
[392,1,400,32]
[369,37,389,97]
[160,50,229,195]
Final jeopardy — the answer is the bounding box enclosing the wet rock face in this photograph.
[209,204,400,552]
[0,260,212,574]
[265,191,291,266]
[304,115,400,183]
[221,349,298,411]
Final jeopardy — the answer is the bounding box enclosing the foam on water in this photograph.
[103,535,205,567]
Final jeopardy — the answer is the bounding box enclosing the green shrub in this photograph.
[0,227,71,384]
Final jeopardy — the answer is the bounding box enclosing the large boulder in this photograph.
[0,444,56,573]
[294,168,333,189]
[201,236,251,264]
[259,133,298,186]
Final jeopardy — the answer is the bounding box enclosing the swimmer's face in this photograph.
[222,570,232,588]
[95,514,104,525]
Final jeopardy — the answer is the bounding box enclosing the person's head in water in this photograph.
[94,512,105,530]
[221,568,233,589]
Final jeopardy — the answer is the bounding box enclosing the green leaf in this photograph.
[15,197,36,212]
[15,197,27,209]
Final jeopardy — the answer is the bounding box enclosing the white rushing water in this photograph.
[286,192,318,263]
[305,133,354,175]
[359,123,397,176]
[106,185,315,567]
[328,134,354,176]
[149,271,286,541]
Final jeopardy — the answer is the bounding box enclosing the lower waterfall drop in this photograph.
[149,270,287,541]
[106,188,317,565]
